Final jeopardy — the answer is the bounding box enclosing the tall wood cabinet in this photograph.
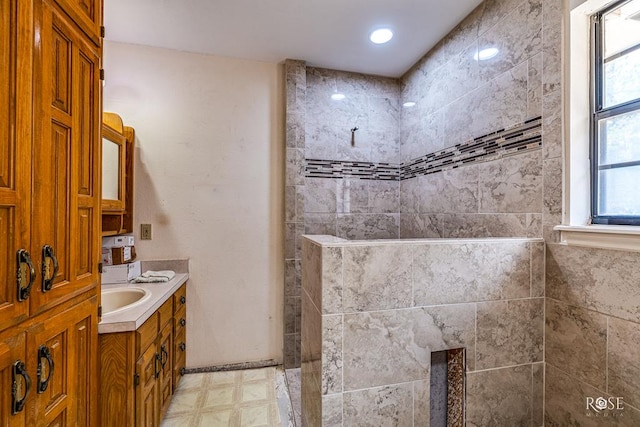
[0,0,102,425]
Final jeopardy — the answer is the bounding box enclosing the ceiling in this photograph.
[104,0,484,78]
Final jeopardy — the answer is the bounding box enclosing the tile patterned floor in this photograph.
[161,367,292,427]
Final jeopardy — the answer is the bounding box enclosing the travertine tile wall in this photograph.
[399,0,547,239]
[541,0,640,424]
[545,245,640,424]
[304,67,402,242]
[285,59,307,369]
[301,236,545,426]
[285,64,403,368]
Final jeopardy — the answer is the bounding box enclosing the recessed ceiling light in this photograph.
[403,101,416,107]
[474,47,499,61]
[370,28,393,44]
[331,93,346,101]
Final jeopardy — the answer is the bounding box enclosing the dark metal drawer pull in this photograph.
[12,360,31,414]
[16,249,35,302]
[41,245,59,292]
[37,345,54,393]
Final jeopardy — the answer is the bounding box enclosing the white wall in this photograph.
[103,41,285,367]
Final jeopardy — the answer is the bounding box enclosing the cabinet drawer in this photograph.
[173,284,186,314]
[174,328,186,359]
[174,306,186,337]
[173,327,186,377]
[158,298,173,329]
[136,312,157,355]
[173,357,186,390]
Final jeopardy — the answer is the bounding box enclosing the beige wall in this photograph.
[103,41,285,368]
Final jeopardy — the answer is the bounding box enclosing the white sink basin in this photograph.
[101,287,151,316]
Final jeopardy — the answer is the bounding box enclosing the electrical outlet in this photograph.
[140,224,152,240]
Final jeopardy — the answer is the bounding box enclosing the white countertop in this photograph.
[98,273,189,334]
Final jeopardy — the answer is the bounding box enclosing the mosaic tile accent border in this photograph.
[401,116,542,180]
[305,159,400,180]
[304,116,542,181]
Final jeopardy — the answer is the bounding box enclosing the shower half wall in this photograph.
[301,235,545,426]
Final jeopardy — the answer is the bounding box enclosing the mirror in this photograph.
[101,120,126,212]
[102,136,120,201]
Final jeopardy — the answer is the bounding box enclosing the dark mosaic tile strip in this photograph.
[183,359,279,374]
[305,116,542,181]
[305,160,401,181]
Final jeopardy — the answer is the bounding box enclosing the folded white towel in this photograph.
[133,270,176,283]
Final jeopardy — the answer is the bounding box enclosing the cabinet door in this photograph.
[26,297,97,426]
[0,0,33,332]
[52,0,102,47]
[31,0,101,315]
[159,322,173,418]
[136,343,159,427]
[69,297,98,426]
[0,332,27,427]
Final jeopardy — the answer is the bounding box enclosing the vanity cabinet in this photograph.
[99,284,187,427]
[0,0,102,424]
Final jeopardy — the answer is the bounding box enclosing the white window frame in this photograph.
[557,0,640,251]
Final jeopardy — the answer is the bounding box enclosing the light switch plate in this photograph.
[140,224,152,240]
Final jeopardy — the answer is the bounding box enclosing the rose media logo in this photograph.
[586,396,624,417]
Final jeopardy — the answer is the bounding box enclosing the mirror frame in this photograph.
[101,120,126,212]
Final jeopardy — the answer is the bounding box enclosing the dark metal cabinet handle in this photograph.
[179,295,186,305]
[179,342,186,352]
[37,345,54,393]
[12,360,31,414]
[179,367,186,376]
[16,249,36,302]
[160,345,168,369]
[41,245,59,292]
[154,353,161,379]
[179,318,186,327]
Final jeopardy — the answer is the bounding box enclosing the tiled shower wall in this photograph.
[285,60,306,369]
[303,67,402,241]
[289,2,640,422]
[399,0,547,239]
[538,0,640,423]
[284,63,403,368]
[285,0,552,368]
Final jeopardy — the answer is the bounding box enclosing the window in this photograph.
[591,0,640,225]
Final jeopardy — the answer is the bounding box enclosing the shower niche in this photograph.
[431,348,465,427]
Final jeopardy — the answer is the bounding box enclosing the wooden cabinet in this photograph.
[51,0,103,46]
[0,0,102,424]
[0,296,98,427]
[26,297,97,426]
[100,284,188,427]
[0,0,35,333]
[31,0,102,315]
[0,333,27,427]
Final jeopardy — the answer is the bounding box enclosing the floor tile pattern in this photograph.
[161,367,285,427]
